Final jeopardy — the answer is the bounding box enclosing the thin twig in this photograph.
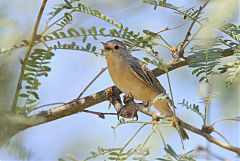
[179,0,210,54]
[157,127,167,148]
[77,67,107,99]
[117,124,147,159]
[158,35,172,48]
[142,128,156,146]
[11,0,48,112]
[182,25,203,51]
[166,72,175,113]
[179,120,240,155]
[82,110,117,119]
[212,117,240,126]
[213,130,231,145]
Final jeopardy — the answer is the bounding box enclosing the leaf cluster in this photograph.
[82,144,150,161]
[156,144,195,161]
[221,23,240,42]
[143,0,203,22]
[188,37,224,82]
[178,99,204,120]
[17,49,54,115]
[218,57,240,87]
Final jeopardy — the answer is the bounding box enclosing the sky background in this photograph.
[0,0,239,160]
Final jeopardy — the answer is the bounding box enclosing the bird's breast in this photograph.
[105,55,157,102]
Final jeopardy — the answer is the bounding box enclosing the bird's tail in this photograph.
[153,99,189,140]
[178,126,189,140]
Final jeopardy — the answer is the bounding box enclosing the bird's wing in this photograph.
[127,56,166,94]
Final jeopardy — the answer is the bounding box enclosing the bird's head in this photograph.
[101,39,127,57]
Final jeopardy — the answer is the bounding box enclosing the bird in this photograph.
[102,39,189,140]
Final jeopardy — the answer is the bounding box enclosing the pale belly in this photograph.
[107,62,157,102]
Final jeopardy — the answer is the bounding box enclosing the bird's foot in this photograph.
[168,116,179,128]
[105,87,114,100]
[117,110,138,121]
[202,125,214,134]
[122,93,138,120]
[123,92,134,103]
[152,112,168,121]
[143,101,151,108]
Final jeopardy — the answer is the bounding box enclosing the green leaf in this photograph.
[64,12,72,21]
[23,77,34,81]
[91,26,98,40]
[155,158,171,161]
[108,157,117,160]
[143,0,202,22]
[25,67,37,72]
[109,152,119,156]
[85,43,91,51]
[27,99,37,104]
[19,93,28,98]
[64,0,73,9]
[41,66,51,72]
[80,27,87,43]
[195,70,205,77]
[29,91,40,99]
[58,158,66,161]
[178,99,204,119]
[119,118,126,124]
[164,144,178,159]
[27,60,40,68]
[91,46,97,52]
[37,72,48,77]
[99,27,106,35]
[143,29,158,37]
[192,67,205,75]
[221,23,240,42]
[199,76,206,82]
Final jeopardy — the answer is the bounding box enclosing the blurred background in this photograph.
[0,0,239,160]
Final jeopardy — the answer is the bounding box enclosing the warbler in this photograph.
[102,39,188,140]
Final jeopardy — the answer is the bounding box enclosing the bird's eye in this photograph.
[114,45,119,50]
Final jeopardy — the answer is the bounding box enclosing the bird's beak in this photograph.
[101,42,112,50]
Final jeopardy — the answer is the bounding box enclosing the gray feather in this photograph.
[127,56,166,94]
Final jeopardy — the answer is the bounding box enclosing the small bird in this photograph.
[102,39,189,140]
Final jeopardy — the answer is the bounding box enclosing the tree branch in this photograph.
[77,67,107,99]
[179,120,240,155]
[116,94,240,155]
[11,0,48,112]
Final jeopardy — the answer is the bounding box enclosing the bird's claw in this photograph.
[202,125,214,134]
[123,92,134,104]
[117,108,138,120]
[105,87,113,100]
[152,112,168,121]
[169,116,179,128]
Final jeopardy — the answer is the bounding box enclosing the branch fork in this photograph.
[103,87,240,155]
